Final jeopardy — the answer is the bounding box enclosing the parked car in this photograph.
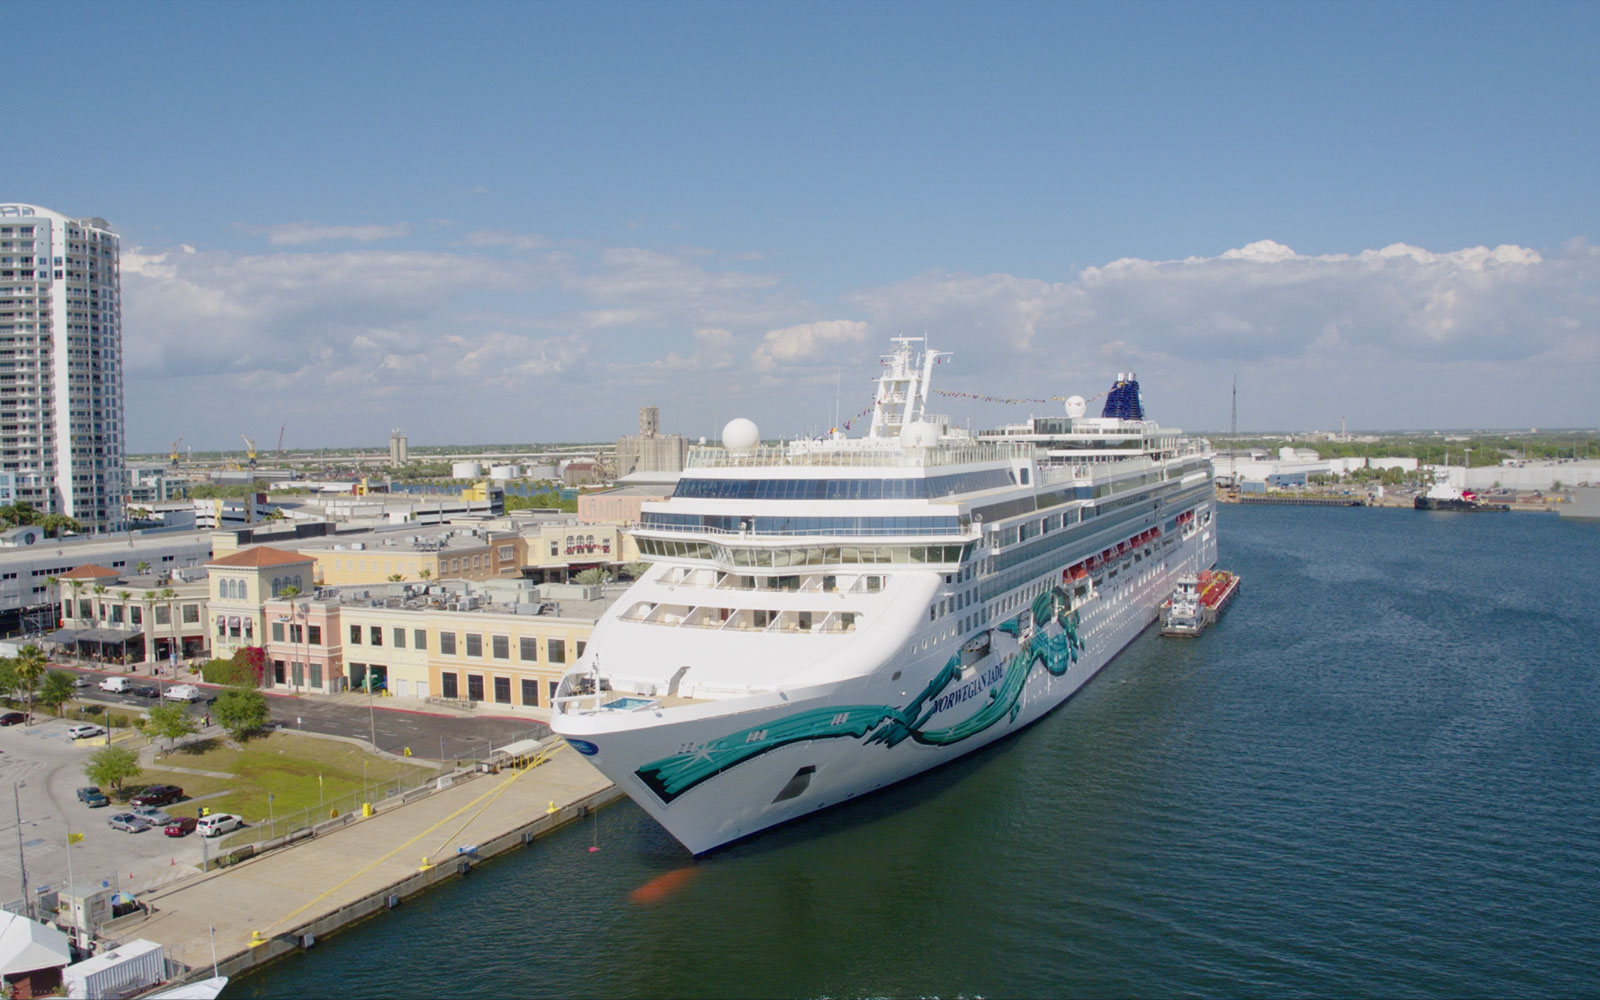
[0,712,28,726]
[76,786,103,803]
[197,813,242,838]
[109,813,151,833]
[67,724,105,740]
[132,806,173,825]
[129,784,184,807]
[82,788,110,808]
[164,816,198,837]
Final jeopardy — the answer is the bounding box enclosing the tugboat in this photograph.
[1161,570,1240,637]
[1413,483,1509,512]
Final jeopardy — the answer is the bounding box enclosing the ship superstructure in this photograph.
[552,337,1217,853]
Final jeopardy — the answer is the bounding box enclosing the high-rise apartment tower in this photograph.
[0,204,125,532]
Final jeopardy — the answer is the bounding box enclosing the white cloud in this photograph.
[250,221,413,245]
[750,320,871,371]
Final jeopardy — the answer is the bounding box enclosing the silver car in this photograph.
[108,813,151,833]
[132,806,173,825]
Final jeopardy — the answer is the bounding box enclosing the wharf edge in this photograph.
[115,749,617,987]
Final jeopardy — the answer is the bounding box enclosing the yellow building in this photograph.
[261,582,604,713]
[206,547,316,659]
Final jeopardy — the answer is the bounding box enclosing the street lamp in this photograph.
[267,792,275,838]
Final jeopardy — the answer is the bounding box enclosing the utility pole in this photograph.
[14,782,31,919]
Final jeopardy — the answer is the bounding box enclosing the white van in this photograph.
[98,677,131,693]
[164,684,203,702]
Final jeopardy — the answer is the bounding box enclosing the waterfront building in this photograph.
[52,564,209,663]
[261,580,607,709]
[0,528,214,636]
[0,204,126,533]
[205,547,315,659]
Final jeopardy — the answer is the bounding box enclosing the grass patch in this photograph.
[139,732,439,824]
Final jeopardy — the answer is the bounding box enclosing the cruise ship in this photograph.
[552,337,1217,854]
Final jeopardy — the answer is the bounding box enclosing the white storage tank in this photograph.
[451,461,483,479]
[489,464,520,481]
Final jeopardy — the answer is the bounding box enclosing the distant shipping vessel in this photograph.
[551,338,1218,854]
[1414,483,1509,512]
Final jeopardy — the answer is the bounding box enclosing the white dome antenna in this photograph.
[722,418,760,450]
[1064,395,1087,418]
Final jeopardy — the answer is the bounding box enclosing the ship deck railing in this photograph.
[685,440,1035,469]
[634,521,979,539]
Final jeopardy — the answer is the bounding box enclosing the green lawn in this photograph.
[137,732,440,826]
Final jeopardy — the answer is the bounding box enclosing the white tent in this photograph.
[0,911,72,978]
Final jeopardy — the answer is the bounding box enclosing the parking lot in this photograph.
[0,717,216,912]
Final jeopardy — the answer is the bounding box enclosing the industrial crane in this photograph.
[241,434,258,469]
[169,437,183,467]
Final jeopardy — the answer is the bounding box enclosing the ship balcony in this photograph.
[619,601,860,634]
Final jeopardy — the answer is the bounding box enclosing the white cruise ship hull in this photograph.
[557,515,1216,854]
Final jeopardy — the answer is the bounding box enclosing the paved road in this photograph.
[51,665,549,762]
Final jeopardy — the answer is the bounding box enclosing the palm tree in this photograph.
[44,575,59,629]
[134,561,151,576]
[64,578,83,624]
[92,584,108,622]
[386,573,404,582]
[418,568,432,582]
[143,590,159,666]
[14,645,47,726]
[117,590,131,628]
[161,587,179,670]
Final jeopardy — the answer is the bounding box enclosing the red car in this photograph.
[0,711,28,726]
[164,817,198,837]
[130,784,184,807]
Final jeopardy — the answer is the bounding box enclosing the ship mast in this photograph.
[868,336,947,439]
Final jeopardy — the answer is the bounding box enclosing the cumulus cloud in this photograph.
[750,320,871,371]
[245,221,413,245]
[848,239,1600,429]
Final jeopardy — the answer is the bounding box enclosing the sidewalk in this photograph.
[113,748,616,978]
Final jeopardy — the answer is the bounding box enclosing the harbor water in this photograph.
[238,504,1600,997]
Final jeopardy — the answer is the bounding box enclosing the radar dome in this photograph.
[1064,395,1087,418]
[898,421,939,448]
[721,418,760,450]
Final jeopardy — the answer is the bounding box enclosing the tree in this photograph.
[418,568,432,582]
[14,645,47,725]
[574,567,611,585]
[134,561,151,576]
[91,584,107,622]
[144,701,199,750]
[0,502,39,528]
[44,575,60,628]
[38,513,83,538]
[386,573,404,582]
[619,561,652,580]
[37,670,75,717]
[65,579,84,622]
[85,745,142,795]
[213,686,270,739]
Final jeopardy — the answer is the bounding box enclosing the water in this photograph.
[239,506,1600,997]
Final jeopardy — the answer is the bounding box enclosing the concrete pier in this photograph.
[116,747,617,982]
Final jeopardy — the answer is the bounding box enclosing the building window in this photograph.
[492,635,509,659]
[498,545,513,561]
[414,629,427,650]
[576,640,586,658]
[493,676,511,704]
[519,637,538,661]
[155,606,171,626]
[394,628,406,649]
[370,626,382,646]
[467,674,484,702]
[547,680,560,702]
[310,664,323,688]
[350,624,362,644]
[131,607,142,625]
[183,605,200,624]
[440,632,456,655]
[309,625,321,645]
[549,639,566,664]
[550,541,558,556]
[441,672,458,699]
[465,633,483,657]
[521,678,539,706]
[272,622,285,642]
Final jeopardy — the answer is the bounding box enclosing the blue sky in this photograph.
[9,0,1599,450]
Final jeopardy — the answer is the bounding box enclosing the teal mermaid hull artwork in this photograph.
[635,587,1086,805]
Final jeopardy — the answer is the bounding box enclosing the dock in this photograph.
[113,745,617,984]
[1234,494,1365,507]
